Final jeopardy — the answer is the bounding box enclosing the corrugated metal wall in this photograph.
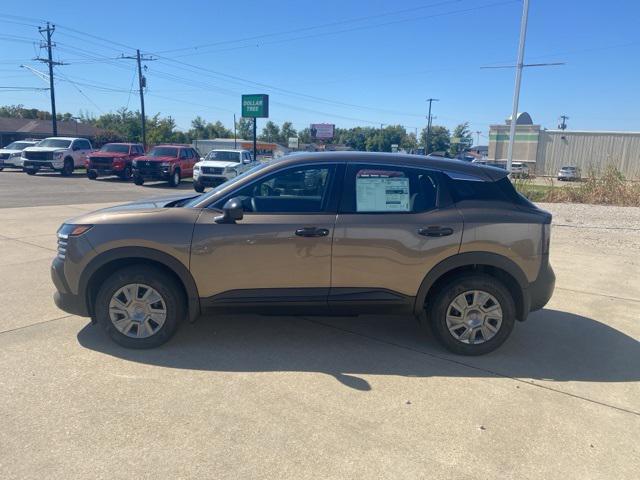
[536,131,640,179]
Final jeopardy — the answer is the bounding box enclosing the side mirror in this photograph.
[214,197,244,224]
[200,157,204,161]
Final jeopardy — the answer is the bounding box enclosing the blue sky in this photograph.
[1,0,638,141]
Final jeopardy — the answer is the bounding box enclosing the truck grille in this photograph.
[57,233,68,260]
[24,151,54,161]
[201,167,224,174]
[136,161,164,175]
[89,156,113,167]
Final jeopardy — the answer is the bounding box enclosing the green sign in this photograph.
[451,137,473,145]
[242,94,269,118]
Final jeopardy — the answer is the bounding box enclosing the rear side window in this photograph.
[341,164,440,214]
[449,177,533,207]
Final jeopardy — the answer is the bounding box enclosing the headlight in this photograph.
[194,164,200,171]
[57,224,93,238]
[10,152,20,158]
[223,166,237,175]
[54,151,64,159]
[160,162,171,167]
[132,160,138,166]
[21,151,27,158]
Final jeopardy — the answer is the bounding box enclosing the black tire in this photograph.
[193,181,205,193]
[426,273,516,356]
[0,167,4,172]
[25,168,38,175]
[133,175,144,186]
[61,158,74,176]
[94,265,185,349]
[168,169,181,187]
[87,169,98,180]
[119,166,132,180]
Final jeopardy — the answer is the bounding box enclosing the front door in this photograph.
[190,163,343,311]
[330,163,463,313]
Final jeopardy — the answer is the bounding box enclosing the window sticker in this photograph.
[356,170,410,212]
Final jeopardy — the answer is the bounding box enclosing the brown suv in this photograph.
[52,152,554,355]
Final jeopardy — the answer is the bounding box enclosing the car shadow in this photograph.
[77,309,640,391]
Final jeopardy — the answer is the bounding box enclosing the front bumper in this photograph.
[23,160,63,170]
[51,256,89,317]
[0,157,23,168]
[133,167,171,180]
[194,174,229,186]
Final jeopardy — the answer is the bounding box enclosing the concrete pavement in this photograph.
[0,201,638,479]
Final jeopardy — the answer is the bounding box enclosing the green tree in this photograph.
[279,121,297,144]
[237,117,253,140]
[449,122,472,156]
[420,125,450,155]
[259,121,280,142]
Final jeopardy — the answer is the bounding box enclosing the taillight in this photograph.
[542,223,551,254]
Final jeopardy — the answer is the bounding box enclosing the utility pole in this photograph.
[506,0,530,173]
[233,113,237,149]
[121,50,155,149]
[425,98,439,154]
[475,130,481,146]
[558,115,569,130]
[35,23,64,136]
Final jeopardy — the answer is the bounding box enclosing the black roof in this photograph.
[272,151,508,181]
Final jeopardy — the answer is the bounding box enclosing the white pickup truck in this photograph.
[22,137,93,176]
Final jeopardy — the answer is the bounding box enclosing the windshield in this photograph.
[4,142,34,150]
[37,139,71,148]
[206,151,241,162]
[148,147,178,157]
[183,162,269,208]
[100,144,130,153]
[561,167,576,171]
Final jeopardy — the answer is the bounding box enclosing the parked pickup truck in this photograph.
[193,149,255,192]
[22,137,93,176]
[132,144,200,187]
[87,143,145,180]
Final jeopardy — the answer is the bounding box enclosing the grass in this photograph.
[514,165,640,207]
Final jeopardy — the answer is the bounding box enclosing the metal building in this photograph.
[488,113,640,179]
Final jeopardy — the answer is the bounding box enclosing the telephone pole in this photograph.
[425,98,439,154]
[35,23,64,136]
[121,50,155,149]
[558,115,569,130]
[475,130,482,146]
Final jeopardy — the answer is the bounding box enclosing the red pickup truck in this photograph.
[132,144,201,187]
[86,143,145,180]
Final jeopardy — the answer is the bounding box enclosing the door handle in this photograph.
[295,227,330,237]
[418,226,454,237]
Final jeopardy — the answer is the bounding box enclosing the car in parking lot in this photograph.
[87,143,145,180]
[511,162,530,178]
[557,166,581,181]
[193,149,255,192]
[0,140,39,170]
[52,152,555,355]
[132,144,200,187]
[22,137,93,176]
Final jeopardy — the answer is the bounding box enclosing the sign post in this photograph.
[242,94,269,161]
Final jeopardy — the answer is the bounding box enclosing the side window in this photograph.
[218,165,335,213]
[342,164,439,214]
[179,149,188,159]
[77,140,90,150]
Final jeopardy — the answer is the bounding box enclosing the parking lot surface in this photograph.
[0,175,638,479]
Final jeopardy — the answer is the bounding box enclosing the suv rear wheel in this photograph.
[427,274,515,355]
[95,265,185,348]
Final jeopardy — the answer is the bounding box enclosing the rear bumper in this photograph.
[528,256,555,312]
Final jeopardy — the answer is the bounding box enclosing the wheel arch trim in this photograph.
[79,246,200,322]
[414,252,530,319]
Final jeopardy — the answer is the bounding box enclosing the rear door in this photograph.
[330,163,463,312]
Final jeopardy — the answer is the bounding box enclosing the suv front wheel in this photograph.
[427,274,515,355]
[95,265,185,348]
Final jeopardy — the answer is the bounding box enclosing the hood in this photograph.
[90,151,128,158]
[93,194,200,212]
[23,146,68,153]
[135,155,176,162]
[196,160,240,169]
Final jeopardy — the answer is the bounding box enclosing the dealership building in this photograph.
[488,113,640,179]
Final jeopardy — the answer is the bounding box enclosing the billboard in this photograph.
[241,94,269,118]
[310,123,335,141]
